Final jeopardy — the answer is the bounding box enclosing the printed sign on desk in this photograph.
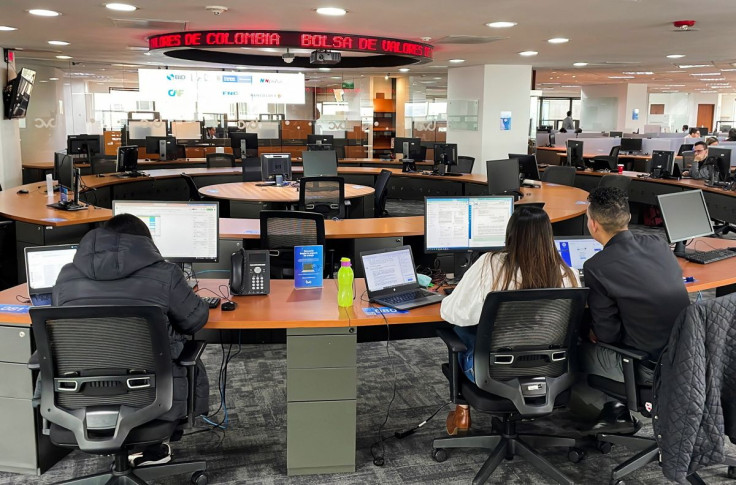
[0,304,30,314]
[363,307,408,316]
[294,245,323,289]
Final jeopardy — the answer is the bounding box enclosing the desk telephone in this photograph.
[230,249,270,295]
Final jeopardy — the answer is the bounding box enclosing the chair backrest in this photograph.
[259,210,326,278]
[610,145,621,161]
[473,288,589,416]
[180,174,203,201]
[541,165,576,186]
[90,156,117,175]
[298,176,346,219]
[598,174,632,192]
[457,156,475,174]
[374,169,392,217]
[30,305,173,454]
[205,153,235,168]
[242,157,262,182]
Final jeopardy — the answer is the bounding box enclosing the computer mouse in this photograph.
[17,189,28,194]
[221,301,237,311]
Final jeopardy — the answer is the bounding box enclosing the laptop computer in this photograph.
[24,244,78,306]
[553,236,603,283]
[360,246,444,311]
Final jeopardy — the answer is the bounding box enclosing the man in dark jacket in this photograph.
[53,214,210,463]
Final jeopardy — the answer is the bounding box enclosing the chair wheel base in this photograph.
[610,480,624,485]
[432,448,448,463]
[191,471,208,485]
[597,441,613,454]
[567,447,585,463]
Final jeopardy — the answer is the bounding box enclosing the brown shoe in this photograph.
[446,405,471,435]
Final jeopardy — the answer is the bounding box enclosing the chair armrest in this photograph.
[177,340,206,367]
[345,200,351,206]
[28,351,40,371]
[437,328,467,353]
[0,220,13,227]
[597,342,650,361]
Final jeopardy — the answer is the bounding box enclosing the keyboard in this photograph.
[201,296,221,308]
[380,289,433,305]
[685,249,736,264]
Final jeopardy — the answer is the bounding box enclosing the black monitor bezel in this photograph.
[706,147,732,182]
[260,153,292,181]
[433,143,458,166]
[620,137,643,152]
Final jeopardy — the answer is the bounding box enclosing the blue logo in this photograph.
[223,75,252,84]
[166,74,186,81]
[167,89,184,97]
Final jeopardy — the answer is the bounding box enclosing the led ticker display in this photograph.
[149,30,433,63]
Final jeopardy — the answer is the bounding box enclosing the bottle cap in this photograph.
[340,257,351,267]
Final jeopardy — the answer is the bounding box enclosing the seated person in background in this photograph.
[728,128,736,142]
[440,206,580,435]
[681,124,689,132]
[684,141,716,180]
[685,127,701,139]
[580,187,689,428]
[204,127,216,139]
[706,136,719,147]
[53,214,210,464]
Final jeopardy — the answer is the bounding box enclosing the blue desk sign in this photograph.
[363,307,408,316]
[0,304,30,314]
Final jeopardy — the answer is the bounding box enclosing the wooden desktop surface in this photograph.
[200,181,375,202]
[538,146,650,160]
[218,216,426,240]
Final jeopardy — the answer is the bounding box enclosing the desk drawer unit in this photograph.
[286,328,357,475]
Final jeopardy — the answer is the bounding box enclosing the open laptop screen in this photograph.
[553,237,603,271]
[25,244,78,294]
[363,247,417,292]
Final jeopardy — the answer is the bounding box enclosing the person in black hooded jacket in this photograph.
[52,214,210,423]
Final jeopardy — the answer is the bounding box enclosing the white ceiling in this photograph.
[2,0,736,94]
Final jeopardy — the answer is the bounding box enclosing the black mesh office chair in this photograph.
[374,169,392,217]
[590,146,621,171]
[298,176,348,220]
[541,165,577,186]
[91,156,117,175]
[598,174,631,192]
[205,153,235,168]
[242,157,262,182]
[432,288,589,485]
[29,305,207,485]
[181,174,204,201]
[260,210,327,279]
[457,156,475,174]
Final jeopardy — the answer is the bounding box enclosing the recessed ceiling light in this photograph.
[105,3,137,11]
[667,54,685,59]
[330,76,342,79]
[679,64,711,69]
[608,76,634,79]
[39,80,48,83]
[699,78,725,81]
[449,59,465,63]
[49,77,59,81]
[0,26,17,31]
[547,38,569,44]
[622,71,653,75]
[573,62,588,67]
[690,72,721,76]
[399,68,410,72]
[664,84,685,87]
[28,9,60,16]
[48,40,69,46]
[316,7,347,16]
[486,21,517,28]
[519,51,538,57]
[56,55,72,59]
[318,67,331,71]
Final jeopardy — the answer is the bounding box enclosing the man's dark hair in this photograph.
[587,187,630,233]
[689,127,699,135]
[694,140,707,150]
[566,111,572,117]
[103,214,152,239]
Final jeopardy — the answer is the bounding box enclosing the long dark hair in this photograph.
[489,206,578,290]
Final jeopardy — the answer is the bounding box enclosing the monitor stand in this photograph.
[673,241,687,258]
[448,251,478,284]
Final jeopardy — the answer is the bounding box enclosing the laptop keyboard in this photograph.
[381,289,432,305]
[30,294,53,306]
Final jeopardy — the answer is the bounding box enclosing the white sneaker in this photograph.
[130,443,171,467]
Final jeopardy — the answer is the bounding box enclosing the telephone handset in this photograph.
[230,249,270,295]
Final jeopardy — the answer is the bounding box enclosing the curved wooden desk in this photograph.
[199,181,375,203]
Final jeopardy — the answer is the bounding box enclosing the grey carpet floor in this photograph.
[2,336,735,485]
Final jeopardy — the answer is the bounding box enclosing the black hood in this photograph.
[72,228,163,281]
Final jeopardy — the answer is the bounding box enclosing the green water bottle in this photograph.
[337,257,354,307]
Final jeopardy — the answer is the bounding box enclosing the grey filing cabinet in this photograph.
[286,327,357,475]
[0,323,67,474]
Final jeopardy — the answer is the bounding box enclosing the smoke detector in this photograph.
[205,5,228,15]
[672,20,698,31]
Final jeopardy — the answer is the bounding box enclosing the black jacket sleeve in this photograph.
[167,267,209,335]
[583,265,623,343]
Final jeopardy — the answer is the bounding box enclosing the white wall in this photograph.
[447,65,484,169]
[19,64,68,164]
[0,57,23,189]
[580,84,627,132]
[624,84,648,132]
[647,93,689,132]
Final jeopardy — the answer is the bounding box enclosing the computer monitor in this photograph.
[678,144,694,156]
[112,200,219,263]
[650,150,675,177]
[307,134,334,146]
[116,145,139,174]
[302,150,338,177]
[620,137,643,153]
[171,121,202,141]
[697,127,709,137]
[657,190,713,257]
[486,159,521,196]
[609,131,623,138]
[566,140,584,168]
[242,157,262,182]
[705,147,732,182]
[145,136,177,160]
[537,125,553,132]
[54,152,74,189]
[721,124,732,133]
[393,137,422,159]
[261,153,292,181]
[306,143,333,151]
[434,143,458,166]
[509,153,540,180]
[229,132,258,159]
[67,135,102,161]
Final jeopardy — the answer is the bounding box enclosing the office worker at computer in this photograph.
[683,141,715,179]
[562,111,575,131]
[581,188,689,425]
[440,206,580,435]
[684,127,700,141]
[52,215,210,433]
[205,127,216,139]
[728,128,736,142]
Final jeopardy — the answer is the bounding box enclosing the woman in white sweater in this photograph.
[440,205,580,435]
